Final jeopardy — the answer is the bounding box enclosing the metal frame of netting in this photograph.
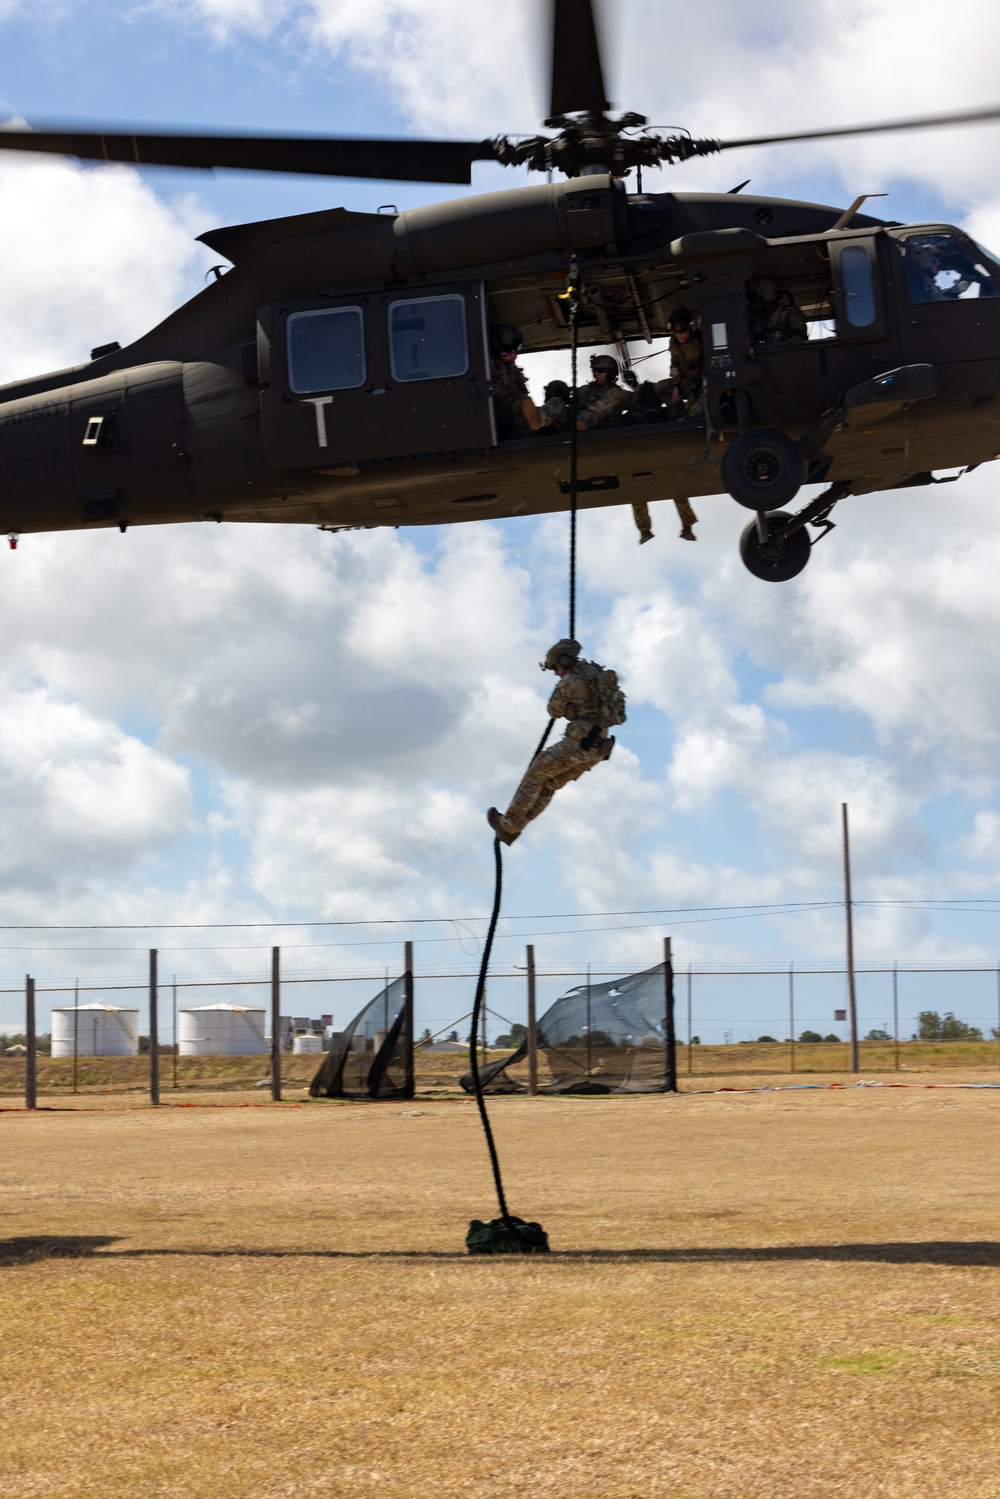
[462,961,674,1094]
[310,974,414,1099]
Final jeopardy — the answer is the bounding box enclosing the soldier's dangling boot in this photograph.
[631,501,654,545]
[487,808,517,846]
[674,496,699,542]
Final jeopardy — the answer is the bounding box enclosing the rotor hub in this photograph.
[489,112,720,179]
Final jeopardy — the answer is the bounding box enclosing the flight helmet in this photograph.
[542,639,581,672]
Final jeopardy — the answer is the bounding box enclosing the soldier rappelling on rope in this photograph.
[487,640,626,845]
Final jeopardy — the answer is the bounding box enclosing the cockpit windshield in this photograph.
[903,233,1000,303]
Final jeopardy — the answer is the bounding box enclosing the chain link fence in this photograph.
[4,953,1000,1102]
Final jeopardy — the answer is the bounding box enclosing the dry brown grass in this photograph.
[3,1086,1000,1496]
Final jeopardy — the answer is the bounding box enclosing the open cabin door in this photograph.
[257,283,493,470]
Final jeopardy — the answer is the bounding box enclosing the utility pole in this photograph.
[172,976,178,1089]
[526,944,538,1095]
[663,937,677,1093]
[789,962,795,1074]
[842,803,859,1073]
[270,946,281,1102]
[149,949,159,1105]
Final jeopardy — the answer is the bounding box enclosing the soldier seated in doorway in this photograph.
[537,378,572,432]
[490,324,542,439]
[576,354,630,430]
[655,307,705,420]
[748,279,807,347]
[487,640,623,845]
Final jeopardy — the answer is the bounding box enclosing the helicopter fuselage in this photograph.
[1,175,997,569]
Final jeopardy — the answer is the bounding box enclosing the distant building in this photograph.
[278,1016,327,1052]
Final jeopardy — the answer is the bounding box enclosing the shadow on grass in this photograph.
[5,1236,1000,1268]
[0,1235,121,1265]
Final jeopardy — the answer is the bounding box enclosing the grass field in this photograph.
[3,1083,1000,1496]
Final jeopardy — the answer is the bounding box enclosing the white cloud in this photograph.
[0,686,190,889]
[0,153,210,385]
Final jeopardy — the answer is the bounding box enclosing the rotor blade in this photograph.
[549,0,609,119]
[0,125,492,184]
[716,102,1000,153]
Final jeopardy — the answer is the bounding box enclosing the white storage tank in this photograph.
[292,1033,323,1054]
[51,1005,139,1057]
[179,1004,267,1056]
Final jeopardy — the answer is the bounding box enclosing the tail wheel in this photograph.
[739,511,811,582]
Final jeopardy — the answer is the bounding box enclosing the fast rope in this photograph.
[465,264,582,1255]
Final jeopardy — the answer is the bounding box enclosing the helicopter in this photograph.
[2,0,1000,581]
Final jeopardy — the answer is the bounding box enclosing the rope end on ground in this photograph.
[466,1216,551,1254]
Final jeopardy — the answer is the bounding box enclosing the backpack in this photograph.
[580,660,627,728]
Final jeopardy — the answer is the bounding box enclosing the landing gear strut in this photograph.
[738,481,851,582]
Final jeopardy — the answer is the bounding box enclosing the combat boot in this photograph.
[487,808,517,845]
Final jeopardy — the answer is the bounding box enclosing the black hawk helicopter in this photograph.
[2,0,1000,580]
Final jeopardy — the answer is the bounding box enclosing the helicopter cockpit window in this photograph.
[904,235,1000,303]
[287,307,366,394]
[841,245,877,328]
[389,295,468,382]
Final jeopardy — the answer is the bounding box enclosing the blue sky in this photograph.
[2,0,1000,1043]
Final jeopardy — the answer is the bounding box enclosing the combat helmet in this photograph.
[542,638,581,672]
[590,353,619,377]
[491,323,523,355]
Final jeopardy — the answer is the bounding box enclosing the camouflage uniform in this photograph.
[492,356,534,439]
[749,293,807,347]
[492,662,613,841]
[540,380,572,432]
[668,327,704,407]
[630,497,698,544]
[576,379,629,429]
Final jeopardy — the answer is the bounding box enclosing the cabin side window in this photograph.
[841,245,877,328]
[389,295,469,382]
[287,307,366,393]
[903,234,1000,303]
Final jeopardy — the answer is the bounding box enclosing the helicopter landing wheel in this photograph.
[739,510,811,582]
[721,428,804,511]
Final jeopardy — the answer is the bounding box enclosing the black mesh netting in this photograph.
[310,975,414,1099]
[461,961,673,1095]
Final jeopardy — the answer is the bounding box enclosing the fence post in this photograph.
[149,949,159,1106]
[585,964,592,1075]
[894,961,900,1073]
[25,975,36,1110]
[270,946,281,1102]
[403,941,415,1099]
[687,963,693,1075]
[526,944,538,1095]
[72,978,79,1095]
[789,963,795,1074]
[842,802,860,1073]
[663,937,677,1093]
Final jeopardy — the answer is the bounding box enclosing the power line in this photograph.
[0,899,864,931]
